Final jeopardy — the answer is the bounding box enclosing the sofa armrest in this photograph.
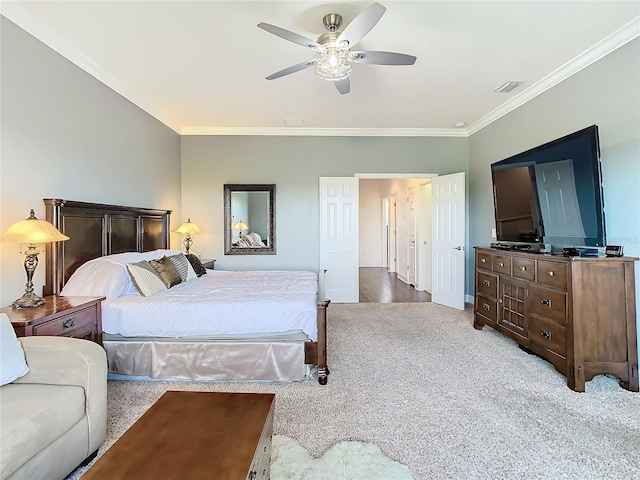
[14,336,107,453]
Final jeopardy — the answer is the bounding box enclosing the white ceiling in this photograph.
[2,1,639,136]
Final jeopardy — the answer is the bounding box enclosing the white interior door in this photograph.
[382,197,389,269]
[407,186,416,286]
[432,172,466,310]
[319,177,359,303]
[388,194,397,273]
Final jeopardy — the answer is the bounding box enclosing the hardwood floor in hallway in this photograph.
[359,267,431,303]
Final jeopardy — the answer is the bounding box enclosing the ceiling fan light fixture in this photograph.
[313,45,354,81]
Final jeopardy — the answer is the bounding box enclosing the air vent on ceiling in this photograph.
[494,81,524,93]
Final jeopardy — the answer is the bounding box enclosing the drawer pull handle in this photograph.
[548,271,555,277]
[483,303,490,311]
[541,330,552,340]
[481,258,486,263]
[540,299,551,307]
[520,266,527,271]
[498,262,504,267]
[483,280,490,287]
[63,318,76,329]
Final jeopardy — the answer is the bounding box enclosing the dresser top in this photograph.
[475,246,638,263]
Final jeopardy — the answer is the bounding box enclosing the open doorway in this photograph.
[357,175,434,303]
[320,173,466,308]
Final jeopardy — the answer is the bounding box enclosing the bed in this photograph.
[42,199,330,384]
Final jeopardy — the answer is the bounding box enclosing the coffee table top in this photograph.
[83,390,275,480]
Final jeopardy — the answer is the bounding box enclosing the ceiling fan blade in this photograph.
[352,51,417,66]
[257,22,320,49]
[336,2,386,48]
[334,77,350,95]
[265,61,313,80]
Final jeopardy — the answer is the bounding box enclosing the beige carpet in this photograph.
[68,303,640,479]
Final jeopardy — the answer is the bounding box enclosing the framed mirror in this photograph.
[224,184,276,255]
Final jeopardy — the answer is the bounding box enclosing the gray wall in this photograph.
[181,136,469,271]
[469,38,640,340]
[0,17,182,306]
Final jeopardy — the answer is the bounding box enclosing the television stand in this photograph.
[473,246,638,392]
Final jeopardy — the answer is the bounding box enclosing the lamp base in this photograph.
[12,291,45,309]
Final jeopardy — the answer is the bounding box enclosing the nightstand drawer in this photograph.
[33,307,96,337]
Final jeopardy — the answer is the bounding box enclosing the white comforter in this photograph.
[102,270,319,341]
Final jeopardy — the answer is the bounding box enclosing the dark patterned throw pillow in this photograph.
[185,254,207,277]
[149,256,182,288]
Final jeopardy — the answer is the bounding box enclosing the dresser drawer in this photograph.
[529,315,566,357]
[536,260,567,290]
[513,257,535,281]
[492,255,512,275]
[33,307,96,336]
[475,296,498,323]
[527,285,567,325]
[477,271,498,298]
[476,252,492,271]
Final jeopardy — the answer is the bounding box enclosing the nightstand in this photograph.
[201,259,216,270]
[1,296,105,346]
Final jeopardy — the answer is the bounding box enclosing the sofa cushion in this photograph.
[0,313,29,386]
[0,383,85,479]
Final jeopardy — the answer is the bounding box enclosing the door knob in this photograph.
[452,246,463,251]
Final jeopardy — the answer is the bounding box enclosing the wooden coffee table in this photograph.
[83,391,275,480]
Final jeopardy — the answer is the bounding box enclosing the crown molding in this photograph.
[466,16,640,136]
[3,3,637,139]
[179,127,468,137]
[0,3,183,134]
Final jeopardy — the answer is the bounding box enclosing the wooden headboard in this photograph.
[44,199,172,296]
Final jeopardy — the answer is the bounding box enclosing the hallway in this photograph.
[359,267,431,303]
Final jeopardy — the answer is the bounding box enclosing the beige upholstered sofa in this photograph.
[0,328,107,480]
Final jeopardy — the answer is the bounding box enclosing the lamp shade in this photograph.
[233,221,249,231]
[174,218,201,235]
[1,210,69,244]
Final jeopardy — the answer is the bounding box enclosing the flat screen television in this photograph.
[490,125,605,250]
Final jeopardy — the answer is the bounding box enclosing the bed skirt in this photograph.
[104,334,308,382]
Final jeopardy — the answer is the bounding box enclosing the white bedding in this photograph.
[106,270,319,340]
[61,250,320,341]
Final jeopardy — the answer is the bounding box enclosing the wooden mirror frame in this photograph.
[224,184,276,255]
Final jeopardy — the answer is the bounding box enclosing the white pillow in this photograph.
[61,249,182,301]
[61,261,136,301]
[0,313,29,386]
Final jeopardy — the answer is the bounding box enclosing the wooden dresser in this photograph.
[473,247,638,392]
[2,296,105,346]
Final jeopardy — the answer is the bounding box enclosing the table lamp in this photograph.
[233,221,249,239]
[174,218,201,254]
[1,209,69,308]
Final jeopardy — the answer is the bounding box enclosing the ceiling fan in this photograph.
[257,2,416,95]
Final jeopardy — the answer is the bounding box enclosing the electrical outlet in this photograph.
[491,228,496,238]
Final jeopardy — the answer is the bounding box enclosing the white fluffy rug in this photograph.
[271,435,413,480]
